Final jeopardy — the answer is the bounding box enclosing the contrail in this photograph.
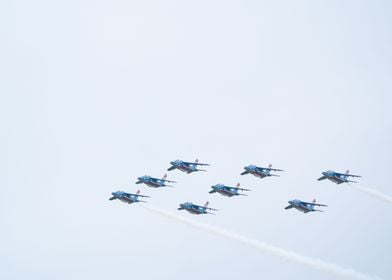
[140,204,379,280]
[348,184,392,204]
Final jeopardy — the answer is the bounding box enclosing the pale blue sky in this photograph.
[1,1,391,279]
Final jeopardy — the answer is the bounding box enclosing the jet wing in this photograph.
[335,172,361,178]
[184,161,210,166]
[167,166,177,171]
[304,202,328,207]
[233,187,251,191]
[163,179,177,183]
[346,174,361,178]
[317,175,328,181]
[128,193,150,198]
[262,167,284,172]
[284,205,294,209]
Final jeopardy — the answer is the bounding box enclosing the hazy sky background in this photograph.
[1,1,391,279]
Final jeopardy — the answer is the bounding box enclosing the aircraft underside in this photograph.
[186,209,201,215]
[146,182,161,188]
[296,206,310,213]
[252,172,267,178]
[218,190,235,197]
[119,198,134,204]
[328,177,345,184]
[178,167,193,173]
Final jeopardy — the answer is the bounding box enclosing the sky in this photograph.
[0,1,391,279]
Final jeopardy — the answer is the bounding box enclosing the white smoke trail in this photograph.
[140,204,379,280]
[348,184,392,204]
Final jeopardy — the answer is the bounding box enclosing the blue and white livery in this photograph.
[285,199,327,213]
[178,201,218,215]
[168,158,210,174]
[209,183,250,197]
[318,169,361,184]
[136,174,177,188]
[241,163,283,179]
[109,190,150,204]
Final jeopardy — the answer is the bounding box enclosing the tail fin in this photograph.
[195,158,199,163]
[236,182,240,188]
[162,173,167,180]
[313,198,316,203]
[346,169,350,174]
[136,190,140,195]
[203,201,209,208]
[269,163,272,168]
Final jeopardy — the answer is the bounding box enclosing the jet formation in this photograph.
[110,159,362,214]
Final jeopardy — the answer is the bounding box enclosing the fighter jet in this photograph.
[178,201,217,215]
[318,169,361,184]
[109,190,150,204]
[285,199,327,213]
[241,164,283,179]
[209,183,250,197]
[136,174,177,188]
[168,159,210,174]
